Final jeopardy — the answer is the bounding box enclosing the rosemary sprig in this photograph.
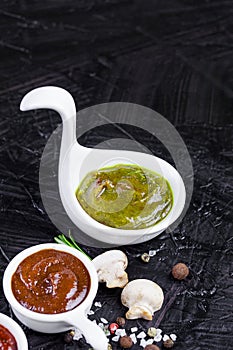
[54,231,92,260]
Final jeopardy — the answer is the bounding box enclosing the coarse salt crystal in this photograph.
[131,327,138,333]
[156,328,162,334]
[115,328,126,337]
[73,329,82,341]
[130,333,137,344]
[121,329,126,337]
[163,334,170,341]
[154,334,162,342]
[100,317,108,324]
[87,310,94,315]
[94,301,102,307]
[112,335,120,342]
[170,333,177,341]
[98,323,104,329]
[146,339,154,345]
[149,250,157,257]
[140,338,147,347]
[137,331,146,339]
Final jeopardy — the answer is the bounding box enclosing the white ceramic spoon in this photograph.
[20,86,186,246]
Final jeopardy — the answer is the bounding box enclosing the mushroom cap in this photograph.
[121,279,164,320]
[92,250,128,288]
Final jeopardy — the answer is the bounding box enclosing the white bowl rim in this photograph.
[3,243,98,322]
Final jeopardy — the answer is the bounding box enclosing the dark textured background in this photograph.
[0,1,232,349]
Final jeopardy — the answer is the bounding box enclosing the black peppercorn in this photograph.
[163,338,174,348]
[172,262,189,280]
[144,345,160,350]
[116,316,126,327]
[119,336,133,348]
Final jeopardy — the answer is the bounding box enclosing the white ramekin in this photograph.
[3,243,108,350]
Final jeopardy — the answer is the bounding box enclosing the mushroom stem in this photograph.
[121,279,164,321]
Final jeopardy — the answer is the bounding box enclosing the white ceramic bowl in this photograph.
[3,243,108,350]
[20,87,186,246]
[0,312,28,350]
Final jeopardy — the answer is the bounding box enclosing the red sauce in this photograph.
[11,249,91,314]
[0,324,17,350]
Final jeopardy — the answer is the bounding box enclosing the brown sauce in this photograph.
[0,324,17,350]
[11,249,90,314]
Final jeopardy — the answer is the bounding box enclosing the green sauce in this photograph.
[76,164,173,230]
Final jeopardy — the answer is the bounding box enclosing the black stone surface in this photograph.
[0,1,232,349]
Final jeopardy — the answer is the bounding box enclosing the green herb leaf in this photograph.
[54,232,92,260]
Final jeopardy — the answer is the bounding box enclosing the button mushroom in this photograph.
[121,279,164,320]
[92,250,128,288]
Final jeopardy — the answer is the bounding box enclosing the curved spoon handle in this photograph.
[20,86,76,121]
[66,313,109,350]
[20,86,78,160]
